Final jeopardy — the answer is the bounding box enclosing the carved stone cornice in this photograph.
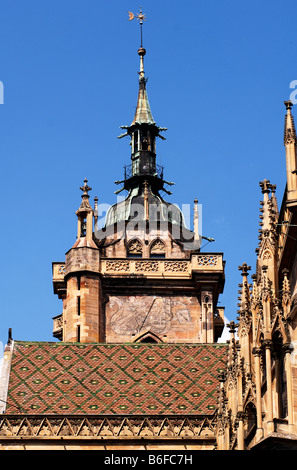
[0,414,217,441]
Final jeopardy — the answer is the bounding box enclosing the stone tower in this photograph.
[52,41,226,346]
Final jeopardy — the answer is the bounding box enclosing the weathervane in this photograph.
[128,7,147,47]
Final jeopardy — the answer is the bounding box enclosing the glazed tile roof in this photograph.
[5,341,228,416]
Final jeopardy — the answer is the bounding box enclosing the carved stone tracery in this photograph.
[197,255,218,267]
[0,415,217,440]
[135,261,159,272]
[164,261,188,272]
[150,239,165,253]
[106,260,130,272]
[128,239,143,255]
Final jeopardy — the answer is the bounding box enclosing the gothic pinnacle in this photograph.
[284,100,296,146]
[76,178,93,215]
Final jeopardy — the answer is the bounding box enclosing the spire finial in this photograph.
[238,263,251,275]
[138,6,146,48]
[259,179,271,194]
[80,178,92,198]
[128,8,147,78]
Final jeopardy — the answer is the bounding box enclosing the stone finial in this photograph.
[227,321,238,335]
[218,370,226,383]
[80,178,92,198]
[238,263,251,275]
[259,179,271,194]
[76,178,93,215]
[284,100,293,110]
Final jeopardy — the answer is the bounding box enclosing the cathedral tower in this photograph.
[52,24,225,345]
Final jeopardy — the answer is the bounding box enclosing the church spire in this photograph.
[116,9,168,194]
[130,46,155,126]
[127,7,153,126]
[104,11,186,230]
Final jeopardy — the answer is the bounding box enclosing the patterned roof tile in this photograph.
[5,341,228,415]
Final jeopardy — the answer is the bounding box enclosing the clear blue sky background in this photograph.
[0,0,296,349]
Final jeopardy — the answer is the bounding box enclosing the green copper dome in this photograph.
[104,183,185,227]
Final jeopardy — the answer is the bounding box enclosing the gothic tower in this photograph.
[52,37,226,345]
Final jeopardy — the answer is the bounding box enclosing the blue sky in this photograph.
[0,0,296,348]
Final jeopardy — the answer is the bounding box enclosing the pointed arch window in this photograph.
[80,218,87,237]
[280,350,288,418]
[150,239,166,258]
[128,239,143,258]
[272,331,288,419]
[245,402,257,444]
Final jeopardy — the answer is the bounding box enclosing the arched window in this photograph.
[280,350,288,418]
[272,330,288,419]
[245,402,257,445]
[141,129,148,150]
[127,239,143,258]
[150,239,166,258]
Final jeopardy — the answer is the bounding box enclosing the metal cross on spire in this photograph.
[128,7,147,47]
